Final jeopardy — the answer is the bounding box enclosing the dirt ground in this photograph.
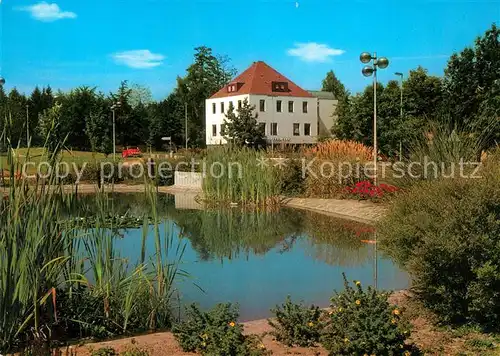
[70,291,499,356]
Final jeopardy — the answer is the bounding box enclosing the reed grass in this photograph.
[0,130,189,352]
[302,140,372,198]
[304,139,373,161]
[202,147,281,207]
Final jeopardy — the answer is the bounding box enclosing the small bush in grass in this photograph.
[378,175,500,329]
[120,346,150,356]
[172,303,270,356]
[268,296,322,347]
[91,347,118,356]
[322,274,415,355]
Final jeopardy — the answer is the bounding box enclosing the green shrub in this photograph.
[378,176,500,329]
[322,275,414,355]
[268,296,322,347]
[172,303,269,356]
[277,159,305,196]
[120,346,150,356]
[91,347,118,356]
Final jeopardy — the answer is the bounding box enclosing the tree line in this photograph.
[1,25,498,155]
[0,46,236,154]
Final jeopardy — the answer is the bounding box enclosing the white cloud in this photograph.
[112,50,165,69]
[287,42,345,62]
[19,2,77,22]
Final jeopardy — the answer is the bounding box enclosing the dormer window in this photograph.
[272,81,289,92]
[227,82,243,93]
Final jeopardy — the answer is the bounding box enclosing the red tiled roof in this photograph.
[210,61,313,99]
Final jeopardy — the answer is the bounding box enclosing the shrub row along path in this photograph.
[73,318,330,356]
[69,291,480,356]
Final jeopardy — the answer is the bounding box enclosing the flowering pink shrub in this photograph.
[344,181,399,200]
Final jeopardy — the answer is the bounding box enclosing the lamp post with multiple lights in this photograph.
[111,102,122,161]
[360,52,389,185]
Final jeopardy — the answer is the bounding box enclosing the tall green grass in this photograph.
[0,130,188,352]
[202,147,281,207]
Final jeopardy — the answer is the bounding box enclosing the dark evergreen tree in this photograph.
[177,46,236,147]
[222,99,264,147]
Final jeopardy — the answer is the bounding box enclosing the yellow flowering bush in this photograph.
[322,274,418,355]
[268,296,322,347]
[172,303,270,355]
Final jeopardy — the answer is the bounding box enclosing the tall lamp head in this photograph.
[362,66,374,77]
[360,52,372,64]
[377,57,389,69]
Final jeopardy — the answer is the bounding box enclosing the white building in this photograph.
[205,61,337,146]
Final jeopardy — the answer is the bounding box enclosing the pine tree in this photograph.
[322,70,348,100]
[222,99,264,147]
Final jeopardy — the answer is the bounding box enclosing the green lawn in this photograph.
[0,148,175,174]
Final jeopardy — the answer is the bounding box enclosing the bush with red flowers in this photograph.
[344,180,399,201]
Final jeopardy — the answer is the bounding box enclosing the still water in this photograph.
[73,193,408,321]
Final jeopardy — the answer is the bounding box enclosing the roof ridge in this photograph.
[247,61,262,94]
[209,61,313,99]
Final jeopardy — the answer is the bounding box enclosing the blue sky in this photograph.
[0,0,499,99]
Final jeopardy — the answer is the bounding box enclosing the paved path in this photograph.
[281,197,386,224]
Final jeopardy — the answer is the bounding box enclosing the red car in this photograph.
[122,147,142,158]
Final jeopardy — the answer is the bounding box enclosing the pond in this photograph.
[70,193,408,321]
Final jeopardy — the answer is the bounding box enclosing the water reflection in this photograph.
[70,193,408,319]
[73,193,378,267]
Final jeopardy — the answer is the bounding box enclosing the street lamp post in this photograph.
[395,72,404,160]
[26,104,30,146]
[184,103,188,150]
[111,102,122,161]
[360,52,389,185]
[0,77,5,188]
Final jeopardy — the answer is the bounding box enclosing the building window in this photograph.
[271,123,278,136]
[221,102,225,113]
[212,124,217,136]
[212,103,216,114]
[304,123,311,136]
[288,101,294,113]
[259,122,266,135]
[238,100,242,109]
[302,101,308,113]
[276,100,282,113]
[259,99,265,112]
[293,123,300,136]
[272,81,289,92]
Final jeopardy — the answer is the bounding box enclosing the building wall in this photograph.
[317,98,338,136]
[205,94,318,145]
[205,94,249,145]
